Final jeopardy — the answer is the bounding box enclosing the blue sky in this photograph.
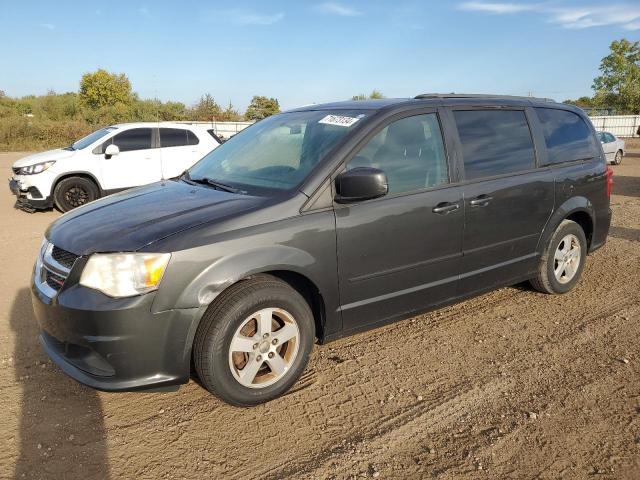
[0,1,639,110]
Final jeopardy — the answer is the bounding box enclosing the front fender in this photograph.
[153,245,319,313]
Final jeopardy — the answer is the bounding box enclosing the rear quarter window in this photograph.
[186,130,200,145]
[535,108,598,164]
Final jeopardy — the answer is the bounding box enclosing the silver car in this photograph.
[597,131,625,165]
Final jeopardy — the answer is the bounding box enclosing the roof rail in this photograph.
[414,93,556,103]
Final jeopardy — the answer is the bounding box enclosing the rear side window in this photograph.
[453,110,535,180]
[104,128,152,152]
[535,108,597,164]
[160,128,189,148]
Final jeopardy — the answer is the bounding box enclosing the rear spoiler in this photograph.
[206,129,225,144]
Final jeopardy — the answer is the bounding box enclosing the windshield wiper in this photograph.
[179,170,195,184]
[191,176,243,194]
[63,145,75,151]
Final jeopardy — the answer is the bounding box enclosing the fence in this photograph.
[173,121,254,139]
[587,115,640,137]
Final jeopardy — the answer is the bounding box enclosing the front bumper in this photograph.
[31,274,201,392]
[9,177,53,210]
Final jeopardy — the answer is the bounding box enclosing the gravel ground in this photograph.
[0,150,638,480]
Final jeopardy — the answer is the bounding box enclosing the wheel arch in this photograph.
[260,270,326,341]
[191,269,327,342]
[52,171,103,196]
[537,197,595,253]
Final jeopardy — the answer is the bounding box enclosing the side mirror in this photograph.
[104,144,120,159]
[335,167,388,203]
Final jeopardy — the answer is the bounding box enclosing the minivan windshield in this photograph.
[188,110,367,193]
[67,127,117,151]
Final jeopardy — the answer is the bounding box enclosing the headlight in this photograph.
[79,253,171,297]
[19,161,56,175]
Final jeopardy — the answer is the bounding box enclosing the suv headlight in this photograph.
[18,161,56,175]
[80,253,171,297]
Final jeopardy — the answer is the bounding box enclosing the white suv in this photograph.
[9,122,221,212]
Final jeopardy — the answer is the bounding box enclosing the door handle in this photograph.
[469,195,492,207]
[432,202,460,214]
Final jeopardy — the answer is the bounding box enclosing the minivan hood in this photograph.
[13,148,75,167]
[46,181,266,255]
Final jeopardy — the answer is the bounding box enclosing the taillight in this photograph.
[606,166,613,198]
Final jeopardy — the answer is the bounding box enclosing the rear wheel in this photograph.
[53,176,99,212]
[193,275,314,406]
[614,150,623,165]
[530,220,587,294]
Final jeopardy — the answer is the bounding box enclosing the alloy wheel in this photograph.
[64,185,89,208]
[553,234,581,284]
[228,308,300,389]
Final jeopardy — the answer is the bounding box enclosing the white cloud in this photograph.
[220,9,284,25]
[459,2,537,14]
[623,21,640,30]
[314,2,362,17]
[458,2,640,30]
[39,23,55,30]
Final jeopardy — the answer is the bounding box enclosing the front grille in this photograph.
[12,167,20,175]
[45,270,66,290]
[51,246,78,269]
[36,242,77,295]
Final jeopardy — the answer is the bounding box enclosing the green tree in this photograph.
[245,96,280,120]
[592,39,640,114]
[158,101,188,121]
[79,69,133,109]
[562,96,594,108]
[219,101,244,121]
[352,89,385,101]
[191,94,222,121]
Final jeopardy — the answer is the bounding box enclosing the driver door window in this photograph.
[101,128,153,152]
[346,114,448,194]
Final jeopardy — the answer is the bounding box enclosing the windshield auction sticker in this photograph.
[318,115,360,127]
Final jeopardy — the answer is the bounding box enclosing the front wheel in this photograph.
[193,275,314,406]
[530,219,587,294]
[53,176,99,212]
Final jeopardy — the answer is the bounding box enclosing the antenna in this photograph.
[152,73,166,182]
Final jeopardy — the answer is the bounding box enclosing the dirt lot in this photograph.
[0,150,638,480]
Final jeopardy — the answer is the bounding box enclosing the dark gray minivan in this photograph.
[32,94,612,405]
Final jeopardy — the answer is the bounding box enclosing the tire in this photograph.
[614,150,623,165]
[193,275,314,406]
[53,176,100,212]
[530,219,587,294]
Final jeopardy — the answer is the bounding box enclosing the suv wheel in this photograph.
[530,219,587,294]
[193,275,314,406]
[614,150,623,165]
[53,176,99,212]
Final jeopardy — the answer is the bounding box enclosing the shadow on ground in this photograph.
[613,175,640,198]
[11,288,110,479]
[609,226,640,242]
